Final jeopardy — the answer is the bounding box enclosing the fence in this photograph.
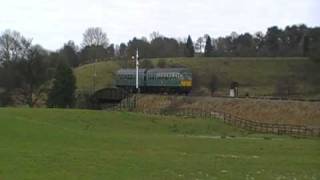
[213,95,320,102]
[113,95,320,137]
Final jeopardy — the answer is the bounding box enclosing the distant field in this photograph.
[0,108,319,179]
[74,57,320,97]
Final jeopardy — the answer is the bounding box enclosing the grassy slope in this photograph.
[153,57,319,96]
[74,61,120,92]
[74,57,319,97]
[0,108,319,179]
[134,95,320,126]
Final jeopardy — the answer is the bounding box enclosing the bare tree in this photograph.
[150,31,162,41]
[195,37,204,54]
[0,30,32,62]
[0,30,48,107]
[81,27,109,48]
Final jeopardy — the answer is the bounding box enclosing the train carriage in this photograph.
[116,68,192,94]
[116,69,146,92]
[145,68,192,94]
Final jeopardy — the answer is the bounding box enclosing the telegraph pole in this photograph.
[135,49,139,93]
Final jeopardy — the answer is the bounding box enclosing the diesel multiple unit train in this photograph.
[115,68,192,94]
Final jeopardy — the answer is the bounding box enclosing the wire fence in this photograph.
[111,95,320,137]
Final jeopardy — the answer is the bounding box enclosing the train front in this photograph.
[179,69,192,94]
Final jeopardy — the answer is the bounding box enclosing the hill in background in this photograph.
[74,57,320,98]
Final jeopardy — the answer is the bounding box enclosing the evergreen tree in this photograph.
[107,44,115,57]
[47,62,76,108]
[60,43,79,67]
[204,36,213,57]
[185,35,195,57]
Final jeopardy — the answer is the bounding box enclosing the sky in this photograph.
[0,0,319,51]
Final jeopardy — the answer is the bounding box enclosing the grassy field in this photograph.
[74,57,320,97]
[0,108,319,179]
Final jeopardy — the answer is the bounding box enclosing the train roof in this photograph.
[117,69,146,74]
[117,68,191,75]
[147,68,190,73]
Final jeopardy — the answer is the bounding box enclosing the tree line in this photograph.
[0,30,76,107]
[123,25,320,59]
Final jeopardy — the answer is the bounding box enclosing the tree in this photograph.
[81,27,109,48]
[60,41,79,67]
[0,29,31,62]
[234,33,256,56]
[265,26,284,56]
[106,44,115,57]
[119,43,127,58]
[47,62,76,108]
[195,37,204,54]
[79,45,107,64]
[19,46,49,107]
[150,31,162,41]
[65,40,79,52]
[0,30,49,107]
[204,36,213,57]
[150,37,180,58]
[254,31,265,56]
[307,27,320,61]
[127,37,152,58]
[185,35,194,57]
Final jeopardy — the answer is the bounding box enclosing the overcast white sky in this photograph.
[0,0,319,50]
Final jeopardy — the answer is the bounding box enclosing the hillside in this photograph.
[74,57,320,97]
[134,95,320,127]
[74,61,121,92]
[0,108,319,179]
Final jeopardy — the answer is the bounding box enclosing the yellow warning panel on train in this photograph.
[180,80,192,87]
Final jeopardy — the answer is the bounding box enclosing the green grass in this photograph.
[74,61,120,92]
[0,108,319,179]
[74,57,320,97]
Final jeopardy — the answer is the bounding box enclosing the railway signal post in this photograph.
[135,49,139,93]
